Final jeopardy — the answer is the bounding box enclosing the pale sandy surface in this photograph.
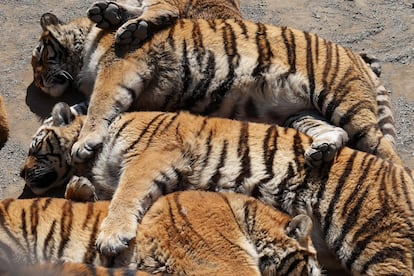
[0,1,413,275]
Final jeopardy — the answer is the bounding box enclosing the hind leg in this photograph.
[325,91,402,165]
[285,111,349,167]
[88,1,143,29]
[115,0,180,46]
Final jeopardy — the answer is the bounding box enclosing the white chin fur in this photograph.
[41,82,69,98]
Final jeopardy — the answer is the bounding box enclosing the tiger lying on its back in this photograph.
[0,191,320,276]
[0,95,9,145]
[21,102,414,275]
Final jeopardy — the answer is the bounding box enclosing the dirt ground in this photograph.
[0,0,413,197]
[0,0,412,274]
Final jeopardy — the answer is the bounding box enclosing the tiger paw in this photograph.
[115,19,148,46]
[65,176,97,202]
[96,218,137,256]
[71,133,103,163]
[305,129,348,167]
[88,1,126,29]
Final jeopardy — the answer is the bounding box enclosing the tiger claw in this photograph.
[96,218,137,256]
[305,143,337,167]
[71,135,102,163]
[88,1,124,29]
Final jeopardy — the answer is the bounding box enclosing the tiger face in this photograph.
[20,103,84,194]
[31,13,92,97]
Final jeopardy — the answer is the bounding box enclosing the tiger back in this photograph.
[0,191,320,276]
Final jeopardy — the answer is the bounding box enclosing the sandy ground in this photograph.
[0,0,412,274]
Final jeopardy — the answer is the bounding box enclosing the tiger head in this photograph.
[31,13,92,97]
[20,102,86,195]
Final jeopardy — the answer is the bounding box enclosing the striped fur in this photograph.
[61,17,401,166]
[31,0,241,98]
[21,103,414,275]
[0,191,320,276]
[31,12,401,166]
[0,95,9,145]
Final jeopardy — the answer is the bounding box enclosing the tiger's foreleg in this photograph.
[88,1,143,29]
[96,148,191,256]
[71,59,145,163]
[284,110,349,167]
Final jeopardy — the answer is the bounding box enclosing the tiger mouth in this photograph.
[20,167,58,192]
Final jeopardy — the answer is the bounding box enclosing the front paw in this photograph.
[96,218,137,256]
[65,176,97,202]
[88,1,124,29]
[71,133,103,163]
[305,129,348,167]
[115,19,148,46]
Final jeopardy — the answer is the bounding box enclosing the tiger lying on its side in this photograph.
[32,0,242,98]
[21,102,414,275]
[0,95,9,145]
[0,191,320,276]
[31,10,401,166]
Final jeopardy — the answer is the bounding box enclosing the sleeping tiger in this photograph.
[32,0,241,98]
[21,102,414,275]
[31,8,401,166]
[63,17,401,166]
[0,95,9,145]
[0,191,320,276]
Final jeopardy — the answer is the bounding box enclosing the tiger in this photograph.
[60,17,401,167]
[0,95,9,145]
[31,0,242,98]
[21,102,414,275]
[0,191,320,276]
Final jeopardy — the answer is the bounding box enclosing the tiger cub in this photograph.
[21,102,414,275]
[0,95,9,145]
[0,191,320,276]
[32,0,241,98]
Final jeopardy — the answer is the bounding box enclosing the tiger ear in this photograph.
[286,214,313,249]
[40,13,63,31]
[51,102,74,126]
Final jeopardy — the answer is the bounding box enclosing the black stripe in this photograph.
[83,210,102,263]
[126,113,165,152]
[253,23,273,77]
[182,50,216,110]
[210,140,229,188]
[362,247,405,274]
[281,27,296,74]
[21,209,30,262]
[304,32,316,105]
[143,113,170,150]
[57,200,73,257]
[243,199,258,235]
[29,198,40,261]
[192,21,205,67]
[322,151,358,236]
[235,121,251,188]
[202,22,238,115]
[43,219,57,260]
[293,131,305,172]
[82,202,94,230]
